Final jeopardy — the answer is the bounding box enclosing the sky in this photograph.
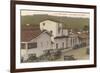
[21,10,90,18]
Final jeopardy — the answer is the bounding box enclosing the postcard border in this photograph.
[10,1,97,73]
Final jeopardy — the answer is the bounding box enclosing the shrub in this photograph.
[27,54,38,62]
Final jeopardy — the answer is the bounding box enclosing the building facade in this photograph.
[21,20,87,61]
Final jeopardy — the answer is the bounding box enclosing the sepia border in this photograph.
[10,1,97,73]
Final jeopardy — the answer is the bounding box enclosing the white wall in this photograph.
[40,20,65,37]
[54,38,67,49]
[21,32,52,58]
[0,0,100,73]
[28,32,52,57]
[40,20,57,37]
[63,29,68,36]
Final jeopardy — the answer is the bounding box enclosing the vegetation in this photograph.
[26,54,38,62]
[83,25,89,31]
[39,49,62,61]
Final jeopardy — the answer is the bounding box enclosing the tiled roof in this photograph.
[78,32,89,39]
[21,24,52,42]
[78,33,88,39]
[21,29,42,42]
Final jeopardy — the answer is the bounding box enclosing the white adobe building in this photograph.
[40,20,68,37]
[21,30,52,61]
[40,20,68,42]
[40,20,77,49]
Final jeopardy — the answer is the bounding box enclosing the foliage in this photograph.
[26,54,38,62]
[83,25,89,31]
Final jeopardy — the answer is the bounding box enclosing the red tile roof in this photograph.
[21,29,42,42]
[78,32,89,39]
[21,24,42,42]
[21,24,52,42]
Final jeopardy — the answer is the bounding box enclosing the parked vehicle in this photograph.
[64,55,76,60]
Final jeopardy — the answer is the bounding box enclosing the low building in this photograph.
[78,31,89,47]
[40,20,68,37]
[21,25,52,61]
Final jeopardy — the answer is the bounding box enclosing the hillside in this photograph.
[21,14,89,31]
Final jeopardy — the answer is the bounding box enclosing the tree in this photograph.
[83,25,89,31]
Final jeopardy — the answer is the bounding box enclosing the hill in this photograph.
[21,14,89,31]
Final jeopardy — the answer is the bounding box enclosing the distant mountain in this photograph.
[21,14,89,31]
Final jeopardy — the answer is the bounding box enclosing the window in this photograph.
[66,38,68,48]
[74,38,76,45]
[62,42,64,48]
[58,23,61,34]
[56,43,58,48]
[43,23,45,26]
[70,38,72,47]
[21,43,25,49]
[28,42,37,49]
[50,30,53,34]
[71,38,73,46]
[41,42,43,48]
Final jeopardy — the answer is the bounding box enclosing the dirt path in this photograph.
[57,47,89,61]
